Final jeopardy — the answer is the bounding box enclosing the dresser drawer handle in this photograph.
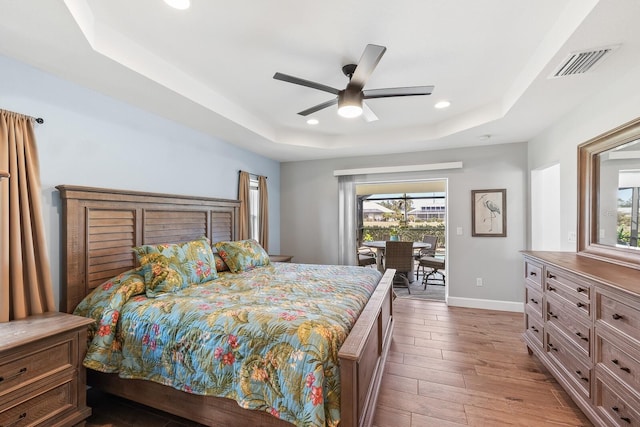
[548,274,556,279]
[575,332,589,342]
[548,312,558,319]
[612,313,624,320]
[548,286,556,291]
[547,343,558,352]
[611,359,632,373]
[576,287,586,293]
[576,302,585,308]
[529,271,537,276]
[529,298,539,305]
[530,326,539,333]
[3,412,27,427]
[575,370,589,382]
[0,367,27,383]
[621,417,631,424]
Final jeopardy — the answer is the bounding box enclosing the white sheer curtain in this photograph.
[338,175,356,265]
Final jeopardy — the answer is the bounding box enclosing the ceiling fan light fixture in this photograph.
[337,90,363,118]
[164,0,190,10]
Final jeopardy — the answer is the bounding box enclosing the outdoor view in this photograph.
[359,192,446,253]
[617,186,639,248]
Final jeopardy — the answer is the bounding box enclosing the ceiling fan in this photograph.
[273,44,434,122]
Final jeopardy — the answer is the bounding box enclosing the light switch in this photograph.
[456,227,463,236]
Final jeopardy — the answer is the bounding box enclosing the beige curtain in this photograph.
[258,175,269,252]
[0,110,55,322]
[238,171,250,240]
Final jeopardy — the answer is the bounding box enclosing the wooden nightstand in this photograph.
[269,255,293,263]
[0,312,94,427]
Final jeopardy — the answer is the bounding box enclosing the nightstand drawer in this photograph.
[0,377,75,427]
[0,338,73,397]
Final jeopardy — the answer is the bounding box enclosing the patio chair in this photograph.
[419,256,445,288]
[384,241,414,294]
[357,247,377,267]
[415,235,437,280]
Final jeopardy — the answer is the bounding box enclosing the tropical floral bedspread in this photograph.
[74,262,382,427]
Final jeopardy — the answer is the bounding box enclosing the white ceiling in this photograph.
[1,0,639,162]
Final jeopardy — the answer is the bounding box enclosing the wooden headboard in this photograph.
[57,185,240,313]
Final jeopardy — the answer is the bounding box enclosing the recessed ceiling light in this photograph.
[434,100,451,109]
[164,0,190,10]
[306,118,319,125]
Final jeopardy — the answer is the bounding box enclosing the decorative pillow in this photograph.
[214,239,270,273]
[213,252,230,272]
[133,237,218,297]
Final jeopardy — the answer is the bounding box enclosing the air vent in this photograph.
[550,45,618,78]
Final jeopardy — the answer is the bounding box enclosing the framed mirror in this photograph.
[578,117,640,269]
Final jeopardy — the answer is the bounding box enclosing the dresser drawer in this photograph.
[546,327,591,399]
[525,308,544,350]
[597,290,640,345]
[546,267,591,317]
[596,375,640,427]
[525,284,543,318]
[598,334,640,395]
[524,259,543,290]
[0,336,73,397]
[0,377,75,427]
[546,293,591,357]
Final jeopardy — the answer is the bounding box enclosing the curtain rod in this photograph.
[239,170,267,179]
[1,108,44,124]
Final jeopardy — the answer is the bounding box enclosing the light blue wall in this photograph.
[0,54,281,310]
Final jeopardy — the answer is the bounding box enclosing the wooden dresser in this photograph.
[0,312,94,427]
[522,251,640,426]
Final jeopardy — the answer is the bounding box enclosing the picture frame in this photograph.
[471,189,507,237]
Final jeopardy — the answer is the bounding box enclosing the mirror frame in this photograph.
[578,116,640,270]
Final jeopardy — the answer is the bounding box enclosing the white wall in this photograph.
[0,54,281,310]
[281,143,527,311]
[531,163,561,250]
[527,62,640,250]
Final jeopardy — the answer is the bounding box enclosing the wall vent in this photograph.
[550,45,618,78]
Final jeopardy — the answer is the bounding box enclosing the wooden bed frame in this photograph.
[57,185,395,427]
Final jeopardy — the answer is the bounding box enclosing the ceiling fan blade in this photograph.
[362,102,379,122]
[348,44,387,90]
[363,85,434,99]
[297,98,338,116]
[273,72,340,95]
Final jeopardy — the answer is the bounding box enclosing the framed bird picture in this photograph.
[471,189,506,237]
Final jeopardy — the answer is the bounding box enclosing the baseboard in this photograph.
[446,296,524,313]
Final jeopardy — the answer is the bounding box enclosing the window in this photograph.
[249,177,260,240]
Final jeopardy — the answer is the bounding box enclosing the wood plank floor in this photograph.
[85,299,593,427]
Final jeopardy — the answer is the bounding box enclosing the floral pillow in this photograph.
[133,237,218,297]
[213,252,230,272]
[214,239,270,273]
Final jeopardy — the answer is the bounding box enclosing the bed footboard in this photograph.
[338,268,395,427]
